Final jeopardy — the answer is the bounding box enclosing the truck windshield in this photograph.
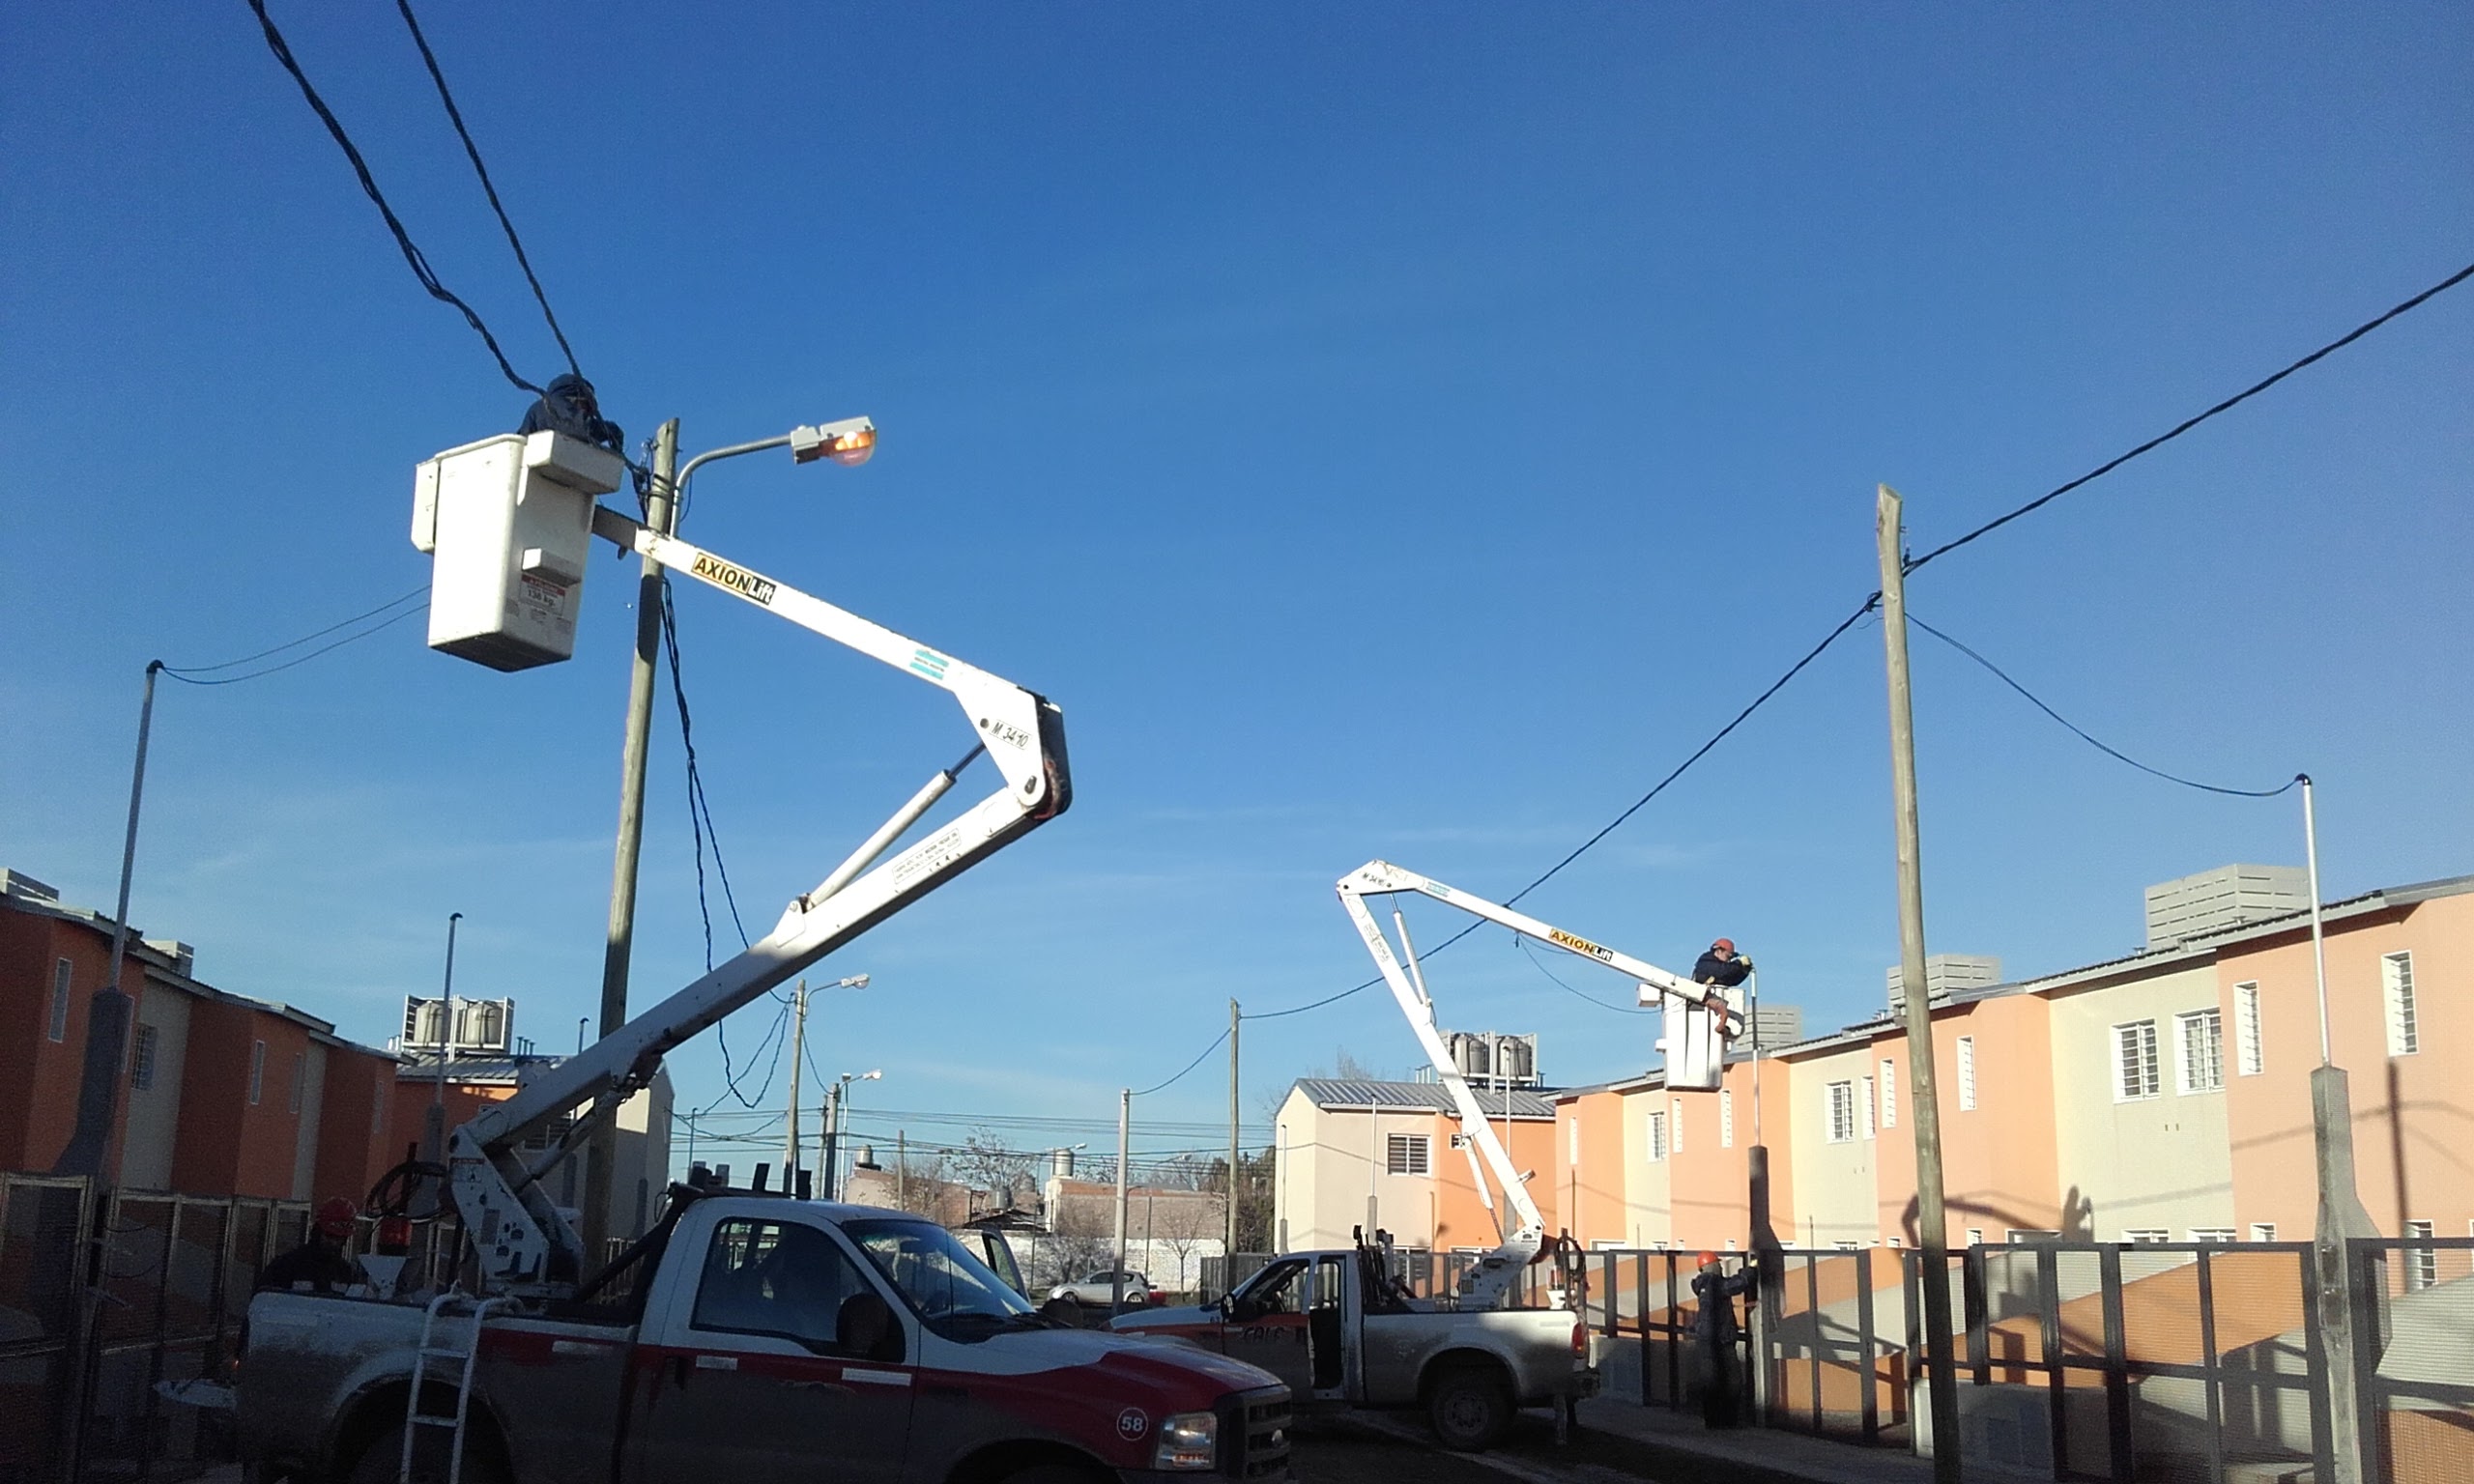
[843,1218,1038,1338]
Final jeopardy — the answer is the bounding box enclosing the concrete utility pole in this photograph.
[784,980,808,1185]
[821,1084,842,1201]
[1876,484,1961,1484]
[1226,999,1242,1265]
[584,417,680,1260]
[54,661,161,1179]
[2298,775,2376,1484]
[1111,1088,1132,1313]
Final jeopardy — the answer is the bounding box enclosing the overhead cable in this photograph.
[660,576,748,964]
[1907,613,2298,798]
[244,0,547,394]
[159,587,431,686]
[1904,258,2474,575]
[390,0,582,379]
[1132,1028,1230,1098]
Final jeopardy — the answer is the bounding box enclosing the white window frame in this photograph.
[2114,1020,2161,1101]
[48,958,74,1042]
[1880,1059,1897,1128]
[2403,1220,2436,1292]
[1567,1118,1579,1167]
[288,1051,306,1114]
[2383,953,2419,1057]
[130,1024,158,1092]
[2177,1008,2225,1095]
[2250,1223,2278,1242]
[2188,1228,2235,1244]
[1826,1080,1856,1144]
[1956,1036,1978,1111]
[1646,1111,1669,1162]
[2234,983,2264,1076]
[1966,1227,1986,1247]
[1719,1088,1735,1150]
[1860,1075,1877,1140]
[2121,1229,2170,1245]
[1385,1132,1430,1177]
[246,1040,266,1105]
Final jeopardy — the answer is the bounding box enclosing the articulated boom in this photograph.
[451,507,1071,1295]
[1336,860,1740,1308]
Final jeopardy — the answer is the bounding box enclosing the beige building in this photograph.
[1273,1078,1558,1255]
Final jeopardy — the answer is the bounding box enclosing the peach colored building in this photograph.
[1273,1079,1557,1254]
[1541,871,2471,1254]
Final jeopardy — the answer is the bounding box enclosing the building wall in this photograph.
[313,1044,400,1210]
[122,976,195,1189]
[1430,1104,1555,1255]
[1558,1086,1634,1247]
[171,998,319,1198]
[2047,958,2233,1241]
[2221,892,2473,1243]
[1619,1082,1673,1247]
[1875,992,2062,1247]
[1667,1056,1794,1252]
[1272,1089,1559,1255]
[1783,1038,1880,1248]
[0,905,123,1172]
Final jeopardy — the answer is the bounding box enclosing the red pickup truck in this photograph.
[237,1189,1291,1483]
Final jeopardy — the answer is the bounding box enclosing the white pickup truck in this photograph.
[1108,1241,1596,1451]
[238,1188,1292,1484]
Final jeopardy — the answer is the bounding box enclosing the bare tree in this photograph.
[951,1128,1038,1207]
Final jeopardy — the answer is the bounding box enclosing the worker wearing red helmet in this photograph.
[1692,938,1752,1033]
[258,1197,360,1294]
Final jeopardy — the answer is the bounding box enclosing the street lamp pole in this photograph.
[583,415,874,1258]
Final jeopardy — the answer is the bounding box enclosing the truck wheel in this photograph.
[998,1468,1109,1484]
[347,1421,510,1484]
[1427,1366,1512,1451]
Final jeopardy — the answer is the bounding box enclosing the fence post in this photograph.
[1857,1247,1879,1443]
[2098,1243,2132,1483]
[2039,1243,2067,1478]
[2197,1246,2226,1484]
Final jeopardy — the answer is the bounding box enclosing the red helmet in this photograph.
[1696,1250,1720,1270]
[1712,938,1736,955]
[314,1197,358,1240]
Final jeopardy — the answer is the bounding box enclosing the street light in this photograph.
[585,413,874,1255]
[823,1069,883,1201]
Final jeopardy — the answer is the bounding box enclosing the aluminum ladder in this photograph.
[401,1292,499,1484]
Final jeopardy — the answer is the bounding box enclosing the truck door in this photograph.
[1303,1254,1350,1401]
[1221,1257,1312,1394]
[629,1214,913,1484]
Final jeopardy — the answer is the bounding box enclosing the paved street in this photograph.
[1293,1413,1674,1484]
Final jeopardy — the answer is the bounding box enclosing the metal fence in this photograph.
[1582,1237,2472,1484]
[0,1172,308,1484]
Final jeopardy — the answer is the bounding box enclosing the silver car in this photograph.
[1050,1269,1159,1307]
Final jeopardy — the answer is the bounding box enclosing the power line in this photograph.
[1517,936,1653,1014]
[1905,258,2474,575]
[159,592,431,686]
[660,576,748,964]
[1907,612,2298,799]
[244,0,546,395]
[1132,1028,1229,1098]
[390,0,582,380]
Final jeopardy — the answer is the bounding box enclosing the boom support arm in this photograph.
[448,509,1070,1294]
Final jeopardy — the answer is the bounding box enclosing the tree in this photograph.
[951,1128,1038,1207]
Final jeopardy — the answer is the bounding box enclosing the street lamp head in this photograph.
[859,1069,882,1082]
[837,973,871,990]
[791,416,876,469]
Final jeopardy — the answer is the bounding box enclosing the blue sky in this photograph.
[4,4,2467,1170]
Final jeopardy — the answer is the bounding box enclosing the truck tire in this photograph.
[997,1467,1110,1484]
[1426,1365,1512,1451]
[346,1421,510,1484]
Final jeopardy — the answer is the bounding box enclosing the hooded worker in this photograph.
[518,373,625,452]
[1693,938,1752,989]
[1690,1251,1758,1428]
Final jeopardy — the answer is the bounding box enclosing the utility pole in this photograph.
[2298,775,2375,1484]
[896,1129,907,1211]
[1226,999,1241,1265]
[1111,1088,1131,1314]
[584,417,680,1262]
[1877,484,1961,1484]
[821,1084,842,1201]
[784,980,808,1185]
[54,661,161,1178]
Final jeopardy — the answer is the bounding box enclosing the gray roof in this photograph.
[1290,1077,1558,1120]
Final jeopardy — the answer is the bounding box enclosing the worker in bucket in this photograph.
[1693,937,1752,1029]
[1690,1251,1758,1428]
[518,372,625,452]
[259,1198,360,1293]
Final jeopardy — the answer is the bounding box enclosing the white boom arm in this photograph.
[447,507,1071,1294]
[1336,860,1742,1308]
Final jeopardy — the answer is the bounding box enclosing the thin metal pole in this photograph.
[585,418,679,1259]
[821,1085,841,1201]
[1227,999,1242,1263]
[1877,485,1962,1483]
[785,981,807,1182]
[2301,775,2333,1066]
[1112,1089,1132,1313]
[54,662,159,1176]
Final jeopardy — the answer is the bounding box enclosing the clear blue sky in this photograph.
[4,4,2467,1169]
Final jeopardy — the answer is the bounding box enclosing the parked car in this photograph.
[1050,1269,1163,1308]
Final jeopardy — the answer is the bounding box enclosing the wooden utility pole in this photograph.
[1111,1089,1132,1313]
[1877,484,1962,1483]
[1226,999,1242,1265]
